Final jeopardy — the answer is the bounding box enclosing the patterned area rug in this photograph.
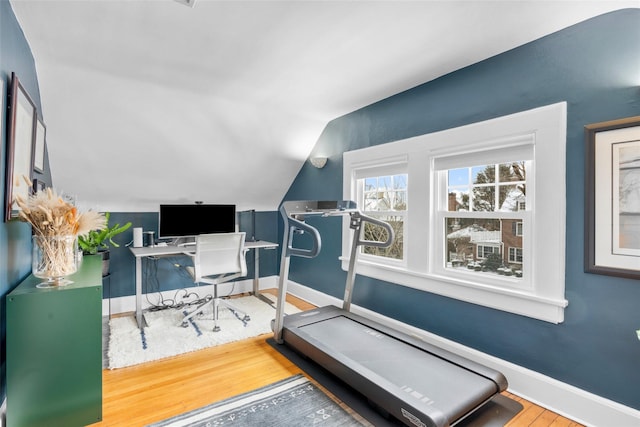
[107,295,298,369]
[146,374,368,426]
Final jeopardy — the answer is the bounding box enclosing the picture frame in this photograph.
[33,116,46,173]
[5,72,37,221]
[585,116,640,279]
[32,178,46,194]
[0,78,3,175]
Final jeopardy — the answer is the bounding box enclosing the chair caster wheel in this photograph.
[244,315,251,321]
[213,326,221,332]
[181,322,189,328]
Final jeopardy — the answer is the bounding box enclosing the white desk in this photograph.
[129,240,278,329]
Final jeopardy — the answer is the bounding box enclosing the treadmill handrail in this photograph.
[284,215,321,259]
[350,211,394,249]
[279,200,394,260]
[343,211,394,311]
[273,200,395,342]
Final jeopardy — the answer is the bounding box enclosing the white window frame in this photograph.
[342,102,568,323]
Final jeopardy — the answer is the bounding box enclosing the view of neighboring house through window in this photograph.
[445,162,527,279]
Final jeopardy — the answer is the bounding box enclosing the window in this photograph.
[433,146,532,292]
[350,161,408,263]
[343,102,568,323]
[514,222,523,236]
[443,161,528,280]
[509,247,523,264]
[360,174,407,260]
[477,244,499,259]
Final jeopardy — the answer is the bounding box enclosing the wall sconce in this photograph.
[310,157,328,169]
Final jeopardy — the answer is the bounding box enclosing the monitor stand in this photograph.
[172,236,196,247]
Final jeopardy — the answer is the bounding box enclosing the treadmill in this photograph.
[272,200,508,427]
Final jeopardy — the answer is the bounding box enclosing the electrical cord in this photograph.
[142,257,214,312]
[140,257,242,313]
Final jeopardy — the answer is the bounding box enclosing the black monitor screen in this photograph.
[159,204,236,238]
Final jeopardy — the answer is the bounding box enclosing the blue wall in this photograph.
[283,9,640,410]
[0,0,52,400]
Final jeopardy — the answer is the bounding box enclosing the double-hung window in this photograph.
[431,143,533,291]
[343,102,568,323]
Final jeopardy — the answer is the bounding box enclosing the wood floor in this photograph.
[92,293,583,427]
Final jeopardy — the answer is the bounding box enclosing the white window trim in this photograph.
[343,102,568,323]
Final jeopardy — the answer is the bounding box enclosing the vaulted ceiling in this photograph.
[9,0,637,212]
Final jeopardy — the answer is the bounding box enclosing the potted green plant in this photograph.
[78,212,132,276]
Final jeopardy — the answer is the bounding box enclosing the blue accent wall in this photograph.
[282,9,640,410]
[0,0,52,400]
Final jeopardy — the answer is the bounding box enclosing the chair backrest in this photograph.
[192,232,247,282]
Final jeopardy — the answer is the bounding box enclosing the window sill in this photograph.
[340,257,567,323]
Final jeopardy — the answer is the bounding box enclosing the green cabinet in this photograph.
[6,255,103,427]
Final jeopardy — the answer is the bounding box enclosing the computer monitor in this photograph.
[159,204,236,239]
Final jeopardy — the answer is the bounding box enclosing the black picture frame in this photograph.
[32,178,46,194]
[0,78,3,182]
[5,72,37,221]
[0,79,6,157]
[33,116,46,173]
[585,116,640,279]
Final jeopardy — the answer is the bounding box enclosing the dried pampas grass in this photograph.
[14,177,106,237]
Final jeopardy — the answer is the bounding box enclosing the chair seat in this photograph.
[181,232,249,332]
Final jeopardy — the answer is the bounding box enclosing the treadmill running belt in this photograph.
[299,315,499,423]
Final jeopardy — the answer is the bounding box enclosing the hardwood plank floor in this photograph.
[92,293,582,427]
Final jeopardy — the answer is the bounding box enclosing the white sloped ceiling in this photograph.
[9,0,638,212]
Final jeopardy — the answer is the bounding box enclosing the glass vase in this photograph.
[32,235,79,288]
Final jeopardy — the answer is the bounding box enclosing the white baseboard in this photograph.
[102,276,279,316]
[286,281,640,427]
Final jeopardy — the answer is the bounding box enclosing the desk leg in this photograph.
[135,257,143,329]
[252,248,274,305]
[252,248,260,295]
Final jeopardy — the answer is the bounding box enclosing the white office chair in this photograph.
[181,232,250,332]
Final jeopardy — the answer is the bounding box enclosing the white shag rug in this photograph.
[107,295,299,369]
